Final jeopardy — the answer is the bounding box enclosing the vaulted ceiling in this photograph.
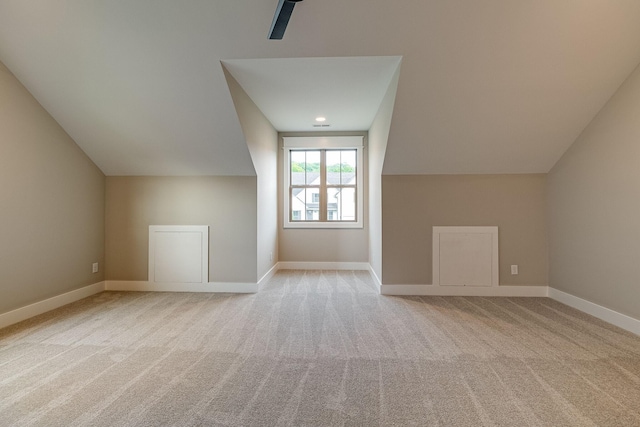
[1,1,640,176]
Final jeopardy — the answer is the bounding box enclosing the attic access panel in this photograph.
[433,226,499,287]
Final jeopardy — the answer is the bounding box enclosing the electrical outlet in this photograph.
[510,265,518,275]
[92,262,99,273]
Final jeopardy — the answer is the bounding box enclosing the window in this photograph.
[284,136,363,229]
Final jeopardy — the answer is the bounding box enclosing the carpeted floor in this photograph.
[1,270,640,426]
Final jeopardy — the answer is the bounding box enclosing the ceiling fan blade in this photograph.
[269,0,303,40]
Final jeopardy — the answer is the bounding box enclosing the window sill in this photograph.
[284,221,363,229]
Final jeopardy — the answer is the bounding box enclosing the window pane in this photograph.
[291,150,321,186]
[306,185,320,221]
[291,188,319,221]
[290,151,305,188]
[290,187,304,221]
[326,151,341,185]
[326,149,356,185]
[341,150,356,185]
[328,187,356,221]
[305,151,320,185]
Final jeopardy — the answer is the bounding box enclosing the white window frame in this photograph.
[284,136,364,229]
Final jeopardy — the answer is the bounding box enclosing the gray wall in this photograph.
[105,176,257,283]
[278,132,369,263]
[224,68,279,280]
[548,63,640,320]
[0,62,105,314]
[382,174,548,285]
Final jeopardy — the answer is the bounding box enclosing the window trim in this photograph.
[283,136,364,229]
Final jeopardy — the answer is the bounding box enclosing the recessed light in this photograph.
[315,116,326,122]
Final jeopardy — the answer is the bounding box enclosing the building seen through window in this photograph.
[283,136,363,229]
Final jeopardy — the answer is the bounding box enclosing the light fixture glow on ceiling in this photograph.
[315,116,326,122]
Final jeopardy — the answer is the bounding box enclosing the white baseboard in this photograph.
[0,281,106,330]
[549,288,640,336]
[258,263,279,288]
[105,281,258,293]
[381,284,549,297]
[3,276,637,342]
[277,261,370,271]
[369,266,383,292]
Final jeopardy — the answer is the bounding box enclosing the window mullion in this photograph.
[319,150,327,221]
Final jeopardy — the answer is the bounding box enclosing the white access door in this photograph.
[433,226,499,287]
[148,225,209,285]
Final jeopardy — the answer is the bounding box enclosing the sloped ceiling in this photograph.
[222,56,402,132]
[1,1,640,176]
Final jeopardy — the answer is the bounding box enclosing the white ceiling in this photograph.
[1,1,640,176]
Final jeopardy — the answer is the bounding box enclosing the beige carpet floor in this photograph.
[1,270,640,426]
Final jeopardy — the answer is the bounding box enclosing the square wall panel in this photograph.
[149,226,209,284]
[433,226,498,287]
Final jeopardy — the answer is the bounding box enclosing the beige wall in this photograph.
[382,174,547,285]
[105,176,257,283]
[0,62,105,314]
[548,63,640,320]
[278,132,369,263]
[224,68,278,280]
